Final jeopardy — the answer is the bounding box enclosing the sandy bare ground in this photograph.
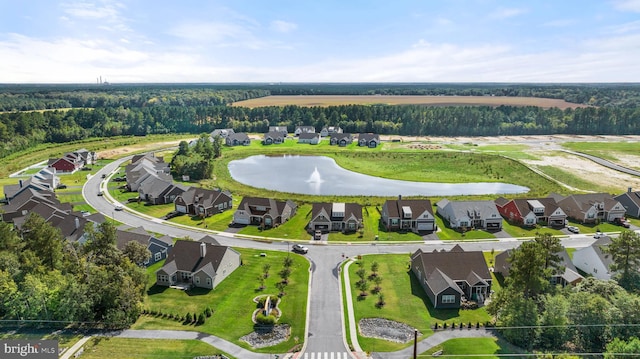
[233,95,590,109]
[97,139,192,159]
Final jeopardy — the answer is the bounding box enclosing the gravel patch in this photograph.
[240,324,290,348]
[359,318,420,343]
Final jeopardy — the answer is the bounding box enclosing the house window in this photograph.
[526,219,534,224]
[460,221,469,227]
[154,252,162,261]
[390,218,399,226]
[158,274,168,282]
[442,295,456,304]
[195,277,200,284]
[206,278,212,286]
[587,213,595,218]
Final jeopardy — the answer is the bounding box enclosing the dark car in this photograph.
[97,191,104,196]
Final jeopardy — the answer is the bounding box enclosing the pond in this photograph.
[228,155,529,196]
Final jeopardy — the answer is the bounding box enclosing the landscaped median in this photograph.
[134,247,310,354]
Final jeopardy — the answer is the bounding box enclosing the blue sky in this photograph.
[1,0,639,83]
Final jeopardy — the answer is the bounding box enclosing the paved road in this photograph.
[85,157,600,358]
[562,149,640,177]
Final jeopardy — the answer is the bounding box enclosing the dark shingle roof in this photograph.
[161,240,233,275]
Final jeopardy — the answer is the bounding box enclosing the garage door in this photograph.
[176,205,187,213]
[234,218,250,225]
[417,222,433,231]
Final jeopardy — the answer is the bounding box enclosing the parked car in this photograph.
[114,204,124,211]
[57,184,67,189]
[613,217,631,228]
[594,231,603,239]
[567,226,579,233]
[292,244,308,254]
[314,230,322,240]
[81,211,91,217]
[101,174,106,178]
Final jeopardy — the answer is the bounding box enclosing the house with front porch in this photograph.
[495,247,583,287]
[410,245,492,309]
[380,197,436,232]
[233,197,297,228]
[298,132,321,145]
[436,199,502,231]
[155,240,241,290]
[308,202,362,233]
[320,126,343,137]
[615,188,640,218]
[550,193,626,224]
[357,133,380,148]
[329,133,353,147]
[225,133,251,146]
[495,197,566,228]
[174,187,232,218]
[262,131,286,145]
[268,126,288,135]
[294,126,315,136]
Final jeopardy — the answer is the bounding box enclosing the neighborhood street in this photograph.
[83,156,601,358]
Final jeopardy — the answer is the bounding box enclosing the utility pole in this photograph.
[413,329,418,359]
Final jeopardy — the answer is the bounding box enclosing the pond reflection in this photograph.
[228,155,529,196]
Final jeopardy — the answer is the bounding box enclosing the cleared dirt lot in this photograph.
[233,95,591,109]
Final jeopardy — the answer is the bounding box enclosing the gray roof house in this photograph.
[329,133,353,147]
[138,176,187,205]
[495,247,583,287]
[116,226,174,266]
[294,126,315,136]
[614,188,640,218]
[436,199,502,231]
[268,126,288,135]
[572,236,614,280]
[174,187,233,218]
[262,131,286,145]
[320,126,342,137]
[233,197,297,228]
[125,154,171,192]
[550,193,626,224]
[380,197,436,232]
[210,128,235,139]
[411,245,492,309]
[225,132,251,146]
[155,240,241,290]
[297,132,321,145]
[308,202,363,233]
[4,178,53,202]
[357,133,380,148]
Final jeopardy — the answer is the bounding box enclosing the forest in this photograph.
[1,83,639,159]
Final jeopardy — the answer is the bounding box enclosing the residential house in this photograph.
[495,197,566,227]
[572,236,614,280]
[357,133,380,148]
[320,126,343,137]
[155,240,241,290]
[32,168,60,189]
[495,247,583,287]
[268,126,288,135]
[116,226,174,266]
[174,187,233,218]
[232,197,297,228]
[308,202,363,233]
[47,149,96,173]
[436,199,503,231]
[550,193,626,224]
[125,154,171,192]
[294,126,315,136]
[210,128,235,139]
[262,131,286,145]
[225,132,251,146]
[4,177,54,202]
[297,132,321,145]
[138,176,187,205]
[410,245,492,309]
[329,133,353,147]
[614,188,640,218]
[380,197,436,232]
[1,188,69,223]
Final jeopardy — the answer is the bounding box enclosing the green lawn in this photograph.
[421,337,526,359]
[135,248,310,354]
[535,165,618,193]
[501,221,565,238]
[434,212,497,241]
[445,143,539,160]
[562,141,640,164]
[80,337,235,359]
[347,254,491,352]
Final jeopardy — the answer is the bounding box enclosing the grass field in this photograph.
[421,337,526,358]
[346,254,492,352]
[135,248,309,354]
[562,141,640,161]
[232,95,590,109]
[80,337,235,359]
[535,165,619,193]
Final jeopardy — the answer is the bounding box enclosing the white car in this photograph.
[567,226,579,233]
[114,204,124,211]
[594,231,603,239]
[292,244,308,254]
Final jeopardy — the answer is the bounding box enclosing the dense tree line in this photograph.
[2,103,640,159]
[488,231,640,354]
[0,216,146,328]
[171,134,221,180]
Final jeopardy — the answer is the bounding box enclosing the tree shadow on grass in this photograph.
[185,287,212,297]
[147,285,168,295]
[408,271,460,321]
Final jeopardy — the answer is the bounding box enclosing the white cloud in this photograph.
[270,20,297,33]
[488,7,528,20]
[60,1,131,32]
[613,0,640,12]
[603,20,640,34]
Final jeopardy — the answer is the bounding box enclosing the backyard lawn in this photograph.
[346,254,492,352]
[135,247,310,354]
[80,338,235,359]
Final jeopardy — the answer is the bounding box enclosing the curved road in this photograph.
[562,149,640,177]
[85,157,599,358]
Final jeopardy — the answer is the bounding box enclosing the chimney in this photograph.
[629,187,633,193]
[75,217,80,229]
[200,242,206,258]
[19,179,23,188]
[398,194,402,201]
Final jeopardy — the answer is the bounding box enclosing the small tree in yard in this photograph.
[376,294,386,308]
[371,275,382,294]
[257,275,266,291]
[279,267,292,284]
[276,281,287,297]
[184,312,192,324]
[283,256,293,268]
[196,313,206,325]
[263,263,271,278]
[356,267,366,281]
[370,261,379,278]
[357,278,369,297]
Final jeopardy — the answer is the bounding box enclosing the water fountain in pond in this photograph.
[307,166,323,183]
